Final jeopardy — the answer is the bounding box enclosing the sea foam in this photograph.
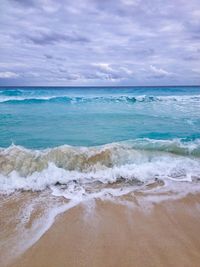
[1,94,200,104]
[1,139,200,198]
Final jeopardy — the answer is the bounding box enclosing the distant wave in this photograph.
[0,138,200,194]
[1,94,200,104]
[0,89,24,96]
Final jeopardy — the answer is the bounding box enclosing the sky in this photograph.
[0,0,200,86]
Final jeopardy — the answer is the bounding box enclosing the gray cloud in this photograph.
[10,0,36,7]
[23,31,90,45]
[0,0,200,85]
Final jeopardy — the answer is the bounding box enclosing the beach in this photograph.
[3,192,200,267]
[1,0,200,264]
[1,86,200,267]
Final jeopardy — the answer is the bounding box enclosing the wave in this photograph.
[1,94,200,104]
[0,139,200,195]
[0,89,24,96]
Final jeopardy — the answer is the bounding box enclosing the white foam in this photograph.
[1,151,200,267]
[1,196,80,267]
[1,153,200,197]
[1,94,200,103]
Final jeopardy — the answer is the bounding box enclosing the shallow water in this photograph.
[0,86,200,195]
[1,86,200,265]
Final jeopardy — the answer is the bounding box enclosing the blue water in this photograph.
[1,87,200,264]
[0,86,200,149]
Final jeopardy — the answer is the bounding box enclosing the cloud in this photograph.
[23,31,90,45]
[0,0,200,85]
[10,0,36,7]
[0,71,19,78]
[91,63,133,81]
[93,63,114,73]
[150,65,173,78]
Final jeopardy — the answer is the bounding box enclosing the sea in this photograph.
[0,86,200,264]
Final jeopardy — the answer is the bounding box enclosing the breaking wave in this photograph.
[1,94,200,104]
[1,138,200,196]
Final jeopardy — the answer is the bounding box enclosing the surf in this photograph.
[1,94,200,104]
[1,139,200,196]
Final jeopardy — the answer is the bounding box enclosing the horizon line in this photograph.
[0,85,200,88]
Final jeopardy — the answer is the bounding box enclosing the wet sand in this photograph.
[6,193,200,267]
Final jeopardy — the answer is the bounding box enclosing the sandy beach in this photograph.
[1,0,200,265]
[2,193,199,267]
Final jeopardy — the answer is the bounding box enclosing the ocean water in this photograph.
[1,86,200,148]
[1,86,200,264]
[0,86,200,196]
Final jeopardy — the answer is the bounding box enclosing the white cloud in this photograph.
[192,68,200,74]
[150,65,172,77]
[119,67,133,75]
[0,71,19,78]
[92,63,114,72]
[192,10,200,18]
[121,0,140,7]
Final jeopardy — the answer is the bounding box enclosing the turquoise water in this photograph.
[1,86,200,195]
[1,86,200,261]
[0,86,200,148]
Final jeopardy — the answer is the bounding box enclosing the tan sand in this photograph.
[7,193,200,267]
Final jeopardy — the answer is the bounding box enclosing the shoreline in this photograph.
[6,193,200,267]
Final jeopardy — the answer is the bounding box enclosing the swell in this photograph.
[1,94,200,104]
[0,139,200,194]
[0,89,24,96]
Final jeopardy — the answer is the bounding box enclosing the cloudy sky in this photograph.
[0,0,200,86]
